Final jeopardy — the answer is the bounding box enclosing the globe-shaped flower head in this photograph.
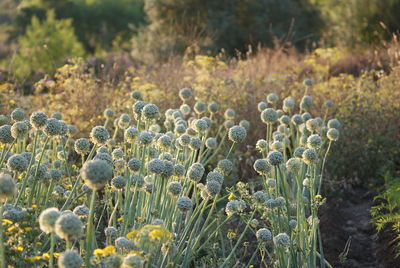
[39,207,60,233]
[253,159,271,175]
[256,228,272,242]
[267,151,284,166]
[11,121,28,139]
[267,93,279,104]
[58,250,83,268]
[81,159,113,190]
[74,138,91,155]
[7,154,28,172]
[90,126,110,145]
[302,149,318,165]
[0,125,14,144]
[327,128,339,141]
[30,111,48,129]
[0,173,16,201]
[103,108,115,120]
[177,196,193,213]
[228,125,247,143]
[142,104,160,121]
[261,108,278,124]
[11,108,25,122]
[179,88,192,101]
[55,213,83,241]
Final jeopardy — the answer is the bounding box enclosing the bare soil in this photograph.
[320,187,400,268]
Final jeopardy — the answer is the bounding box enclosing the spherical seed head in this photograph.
[90,126,110,145]
[43,118,60,137]
[0,125,14,144]
[306,119,319,133]
[124,126,139,143]
[147,159,165,175]
[58,250,83,268]
[267,150,284,166]
[275,196,286,206]
[173,164,185,177]
[303,78,313,86]
[224,108,236,120]
[261,108,278,124]
[256,139,268,151]
[31,164,48,180]
[270,141,284,152]
[327,128,339,141]
[253,159,271,175]
[283,97,295,112]
[30,111,47,129]
[49,169,62,181]
[122,253,143,268]
[291,114,303,126]
[267,93,279,104]
[256,228,272,242]
[178,134,191,147]
[39,207,60,233]
[112,175,126,190]
[130,90,142,100]
[273,133,284,142]
[189,137,201,150]
[0,173,16,200]
[81,159,113,190]
[11,121,28,139]
[258,102,268,112]
[55,213,83,241]
[205,137,217,149]
[112,148,124,160]
[105,226,119,238]
[133,100,147,118]
[208,102,219,113]
[324,100,334,108]
[142,104,160,121]
[301,112,312,122]
[194,101,206,114]
[206,180,222,196]
[253,191,268,203]
[302,149,318,165]
[97,146,109,154]
[228,125,246,143]
[188,163,205,182]
[138,131,153,145]
[128,158,141,172]
[52,112,62,120]
[74,138,91,155]
[206,171,224,185]
[177,196,193,212]
[294,146,305,159]
[94,153,113,167]
[300,95,313,110]
[193,119,208,133]
[179,88,192,101]
[118,114,131,129]
[225,200,241,216]
[299,123,311,136]
[11,108,24,122]
[279,115,290,126]
[179,104,191,116]
[168,181,182,196]
[161,160,174,178]
[266,178,276,188]
[286,158,301,172]
[223,120,235,130]
[307,134,322,149]
[0,115,9,126]
[73,205,89,217]
[216,159,233,176]
[289,219,297,229]
[274,233,290,247]
[115,237,135,250]
[157,134,172,150]
[328,119,341,129]
[7,154,28,172]
[103,108,115,119]
[130,174,145,189]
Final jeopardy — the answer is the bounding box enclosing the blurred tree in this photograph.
[131,0,321,62]
[10,0,146,52]
[12,9,85,78]
[311,0,400,46]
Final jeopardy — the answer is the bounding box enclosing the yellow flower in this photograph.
[93,248,104,256]
[2,219,13,225]
[126,230,139,240]
[54,253,60,258]
[24,227,32,232]
[103,245,116,255]
[16,247,24,252]
[228,193,235,201]
[7,226,15,232]
[42,253,50,259]
[315,195,322,199]
[117,217,123,222]
[9,100,16,105]
[8,265,15,268]
[149,229,172,242]
[227,232,237,239]
[31,204,38,209]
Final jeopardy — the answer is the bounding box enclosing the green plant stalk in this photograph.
[85,189,97,268]
[49,231,55,268]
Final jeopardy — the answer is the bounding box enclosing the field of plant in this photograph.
[1,1,400,268]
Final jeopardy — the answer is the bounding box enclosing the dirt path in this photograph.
[320,188,380,268]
